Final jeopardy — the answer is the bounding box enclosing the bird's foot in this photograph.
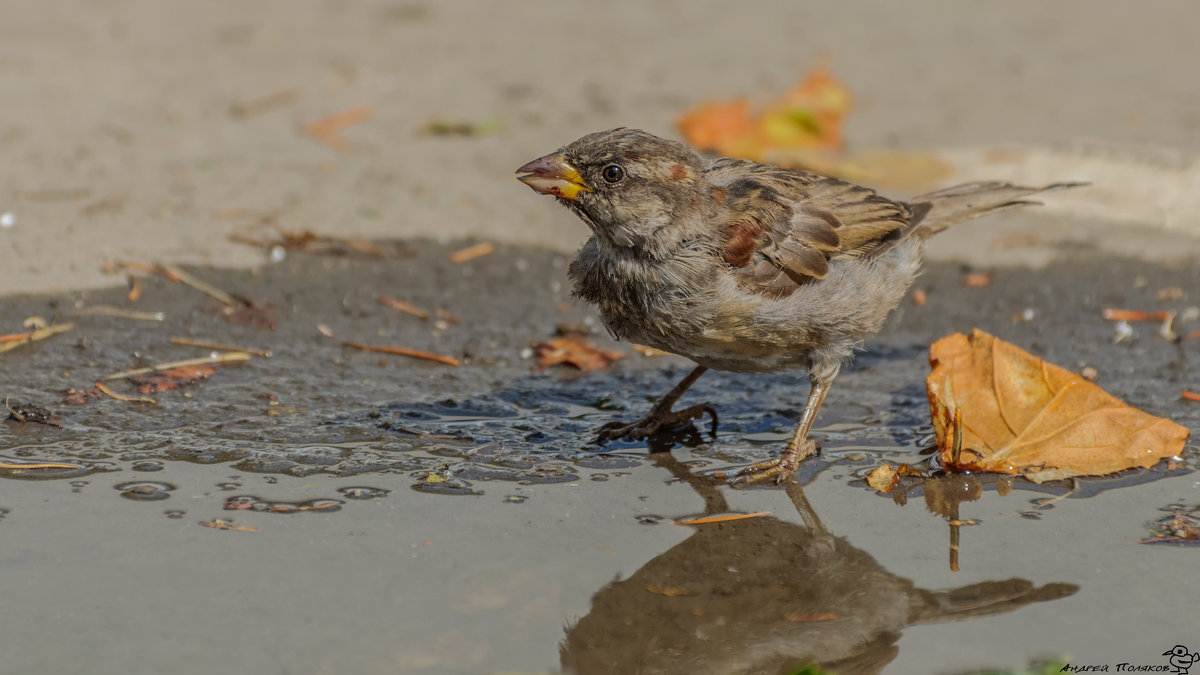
[730,439,819,487]
[596,404,718,443]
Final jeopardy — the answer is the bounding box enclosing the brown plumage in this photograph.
[517,128,1082,485]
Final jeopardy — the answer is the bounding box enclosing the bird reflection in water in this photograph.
[560,454,1077,675]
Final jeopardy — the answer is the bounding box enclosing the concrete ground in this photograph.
[3,0,1200,294]
[2,2,1199,674]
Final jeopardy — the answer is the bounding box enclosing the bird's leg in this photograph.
[732,369,834,486]
[596,365,718,443]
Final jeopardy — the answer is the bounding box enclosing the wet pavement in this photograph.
[1,238,1197,674]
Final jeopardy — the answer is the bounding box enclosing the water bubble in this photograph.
[164,509,186,519]
[411,479,482,496]
[115,481,177,501]
[131,461,165,472]
[223,495,343,513]
[337,486,391,500]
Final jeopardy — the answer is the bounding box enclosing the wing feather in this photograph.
[708,161,919,297]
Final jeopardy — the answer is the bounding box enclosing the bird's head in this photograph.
[517,128,710,253]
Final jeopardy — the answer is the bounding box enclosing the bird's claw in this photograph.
[730,439,818,487]
[595,404,718,443]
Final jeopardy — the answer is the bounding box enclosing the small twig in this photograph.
[0,323,74,353]
[230,88,300,119]
[161,265,241,306]
[169,337,272,357]
[4,397,24,422]
[951,407,964,466]
[377,296,430,320]
[127,275,142,302]
[75,305,165,322]
[111,261,242,306]
[343,341,459,366]
[1102,308,1172,321]
[0,460,82,470]
[100,352,251,381]
[448,242,495,263]
[95,382,157,404]
[1183,390,1200,403]
[673,511,770,526]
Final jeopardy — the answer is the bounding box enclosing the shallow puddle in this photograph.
[1,241,1197,674]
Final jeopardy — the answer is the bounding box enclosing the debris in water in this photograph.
[672,511,770,526]
[199,519,259,532]
[4,398,62,427]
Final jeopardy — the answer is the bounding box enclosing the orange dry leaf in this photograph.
[677,65,850,162]
[866,463,899,493]
[533,336,624,371]
[305,105,372,151]
[130,364,219,394]
[676,99,757,158]
[927,329,1190,483]
[676,64,952,190]
[866,463,923,493]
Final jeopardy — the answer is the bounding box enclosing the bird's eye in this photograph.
[600,164,625,184]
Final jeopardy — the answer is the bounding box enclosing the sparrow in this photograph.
[517,128,1079,485]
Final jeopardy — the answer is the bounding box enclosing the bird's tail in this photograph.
[909,181,1086,237]
[914,579,1079,625]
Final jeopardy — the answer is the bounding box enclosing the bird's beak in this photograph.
[516,153,591,201]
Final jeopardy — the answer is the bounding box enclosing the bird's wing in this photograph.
[706,158,927,297]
